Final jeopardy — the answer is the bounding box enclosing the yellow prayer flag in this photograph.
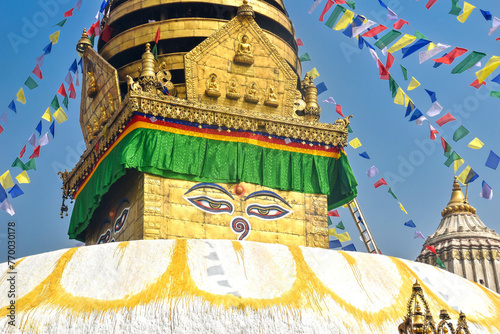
[457,2,475,23]
[306,67,320,79]
[407,77,420,91]
[454,159,464,173]
[342,203,348,208]
[349,137,362,149]
[53,107,68,124]
[42,107,52,122]
[329,228,351,242]
[16,87,26,104]
[457,166,471,185]
[0,171,15,189]
[49,30,60,44]
[394,87,406,105]
[467,137,484,150]
[427,42,436,51]
[399,202,407,214]
[334,10,355,31]
[403,93,410,107]
[15,171,30,184]
[475,56,500,83]
[388,34,416,53]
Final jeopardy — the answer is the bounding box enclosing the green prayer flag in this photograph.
[325,5,346,29]
[328,217,333,226]
[414,30,427,40]
[24,76,39,90]
[490,91,500,99]
[374,30,402,50]
[299,53,312,62]
[25,158,37,171]
[444,151,461,167]
[51,95,60,110]
[348,125,353,133]
[436,257,446,269]
[453,125,470,142]
[346,1,355,9]
[388,187,398,200]
[63,95,69,109]
[11,158,27,170]
[89,33,95,47]
[389,75,399,98]
[449,0,462,16]
[336,221,345,230]
[400,65,408,80]
[152,44,158,61]
[55,19,67,27]
[451,51,486,74]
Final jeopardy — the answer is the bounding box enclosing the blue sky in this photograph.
[0,0,499,262]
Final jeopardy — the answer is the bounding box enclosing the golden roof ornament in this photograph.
[301,75,321,121]
[441,177,476,217]
[237,0,254,18]
[76,28,92,53]
[139,43,157,92]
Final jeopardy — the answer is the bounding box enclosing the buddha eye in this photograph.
[184,195,234,215]
[98,229,111,244]
[245,204,292,220]
[114,207,130,233]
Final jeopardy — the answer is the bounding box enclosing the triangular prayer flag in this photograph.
[399,202,407,214]
[323,97,336,104]
[388,187,398,200]
[24,76,38,90]
[414,230,425,240]
[28,132,36,147]
[393,19,408,30]
[480,181,493,200]
[329,239,342,249]
[336,221,345,230]
[405,101,414,117]
[453,125,469,142]
[0,171,14,189]
[426,101,443,117]
[404,220,416,228]
[35,54,45,66]
[457,166,471,184]
[64,72,73,85]
[489,17,500,36]
[402,39,431,58]
[388,34,416,53]
[57,84,67,97]
[480,9,492,21]
[0,185,6,203]
[342,243,357,251]
[29,145,41,159]
[19,145,26,158]
[348,125,353,133]
[299,53,312,62]
[374,178,388,188]
[35,121,42,135]
[366,166,379,178]
[476,56,500,83]
[469,79,486,89]
[454,159,464,173]
[449,0,462,16]
[387,8,398,20]
[306,68,320,79]
[409,109,423,122]
[15,171,30,184]
[25,159,36,171]
[43,42,52,55]
[75,70,80,86]
[8,184,24,198]
[394,87,406,105]
[429,123,438,140]
[425,89,437,103]
[328,209,340,217]
[0,199,15,216]
[349,137,362,149]
[316,82,328,95]
[154,26,161,44]
[32,64,43,80]
[436,258,446,269]
[152,44,158,61]
[8,100,16,113]
[400,65,408,80]
[69,60,78,74]
[296,38,304,46]
[457,2,475,23]
[69,83,77,99]
[42,107,52,122]
[490,91,500,99]
[11,158,27,171]
[16,88,26,104]
[444,151,461,167]
[329,228,351,242]
[441,137,451,157]
[39,133,50,146]
[451,51,486,74]
[362,24,387,38]
[407,77,420,91]
[485,150,500,169]
[53,107,68,124]
[50,95,60,110]
[359,152,370,159]
[49,30,60,44]
[64,8,74,17]
[50,121,55,138]
[468,138,484,149]
[55,18,67,27]
[62,95,69,109]
[436,113,456,126]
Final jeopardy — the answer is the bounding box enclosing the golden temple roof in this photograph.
[441,176,476,217]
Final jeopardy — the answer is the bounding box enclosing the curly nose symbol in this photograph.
[230,216,251,240]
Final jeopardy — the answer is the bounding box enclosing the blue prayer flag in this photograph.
[378,0,388,9]
[409,109,423,122]
[359,151,370,159]
[50,121,55,138]
[480,181,493,200]
[358,36,364,50]
[0,184,6,202]
[402,39,431,58]
[329,239,342,249]
[342,243,357,252]
[405,102,413,117]
[43,42,52,55]
[404,220,416,228]
[316,82,328,95]
[69,60,78,73]
[485,150,500,170]
[425,89,437,103]
[8,184,24,198]
[492,73,500,85]
[8,100,16,113]
[35,121,42,135]
[480,9,492,21]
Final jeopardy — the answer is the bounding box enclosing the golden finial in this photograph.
[139,43,156,78]
[441,176,476,217]
[237,0,254,17]
[76,28,92,53]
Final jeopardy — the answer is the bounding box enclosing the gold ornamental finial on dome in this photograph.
[76,28,92,53]
[139,43,157,92]
[441,176,476,217]
[237,0,255,17]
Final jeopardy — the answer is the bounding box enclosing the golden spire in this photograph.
[76,29,92,53]
[237,0,255,17]
[441,177,476,217]
[139,43,156,78]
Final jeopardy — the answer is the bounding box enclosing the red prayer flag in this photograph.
[94,20,101,36]
[328,209,340,217]
[57,84,67,97]
[336,104,344,117]
[393,19,409,30]
[64,8,74,17]
[436,113,456,127]
[386,53,395,70]
[32,65,43,80]
[425,0,439,9]
[19,144,26,158]
[29,145,41,159]
[296,38,304,46]
[0,125,3,135]
[68,82,76,92]
[335,0,347,4]
[441,137,447,151]
[497,37,500,41]
[378,60,389,80]
[154,27,161,44]
[469,79,486,89]
[101,25,113,42]
[433,47,468,65]
[430,127,438,141]
[374,178,388,188]
[69,83,77,99]
[425,245,437,254]
[362,24,387,38]
[319,0,335,22]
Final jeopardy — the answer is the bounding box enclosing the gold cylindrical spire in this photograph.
[441,177,476,217]
[76,29,92,53]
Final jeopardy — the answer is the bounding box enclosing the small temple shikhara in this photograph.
[0,1,499,333]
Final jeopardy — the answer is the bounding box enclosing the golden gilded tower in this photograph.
[61,0,358,248]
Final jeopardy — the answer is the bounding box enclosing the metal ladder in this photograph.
[346,198,380,254]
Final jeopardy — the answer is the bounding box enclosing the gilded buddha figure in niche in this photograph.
[87,71,98,98]
[234,35,254,66]
[244,82,259,104]
[226,78,240,100]
[99,105,109,126]
[205,73,221,98]
[264,85,279,108]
